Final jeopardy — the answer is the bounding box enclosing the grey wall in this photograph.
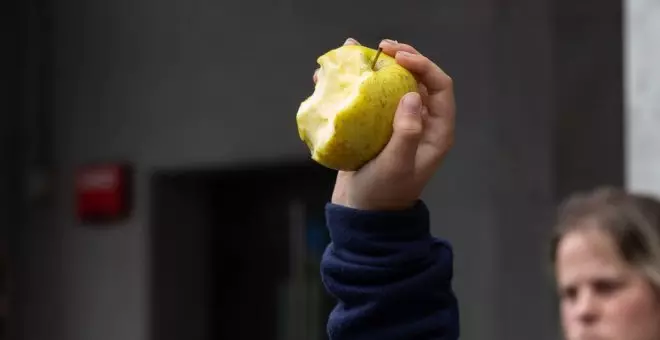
[626,0,660,196]
[14,0,623,339]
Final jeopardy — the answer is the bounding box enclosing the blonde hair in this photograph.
[550,187,660,288]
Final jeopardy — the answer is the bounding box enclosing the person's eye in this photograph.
[592,279,622,296]
[559,286,577,301]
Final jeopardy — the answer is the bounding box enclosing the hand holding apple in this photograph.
[297,41,418,171]
[306,38,456,211]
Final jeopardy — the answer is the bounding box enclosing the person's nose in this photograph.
[574,288,600,325]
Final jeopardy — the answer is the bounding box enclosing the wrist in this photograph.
[330,197,418,212]
[347,196,418,212]
[325,199,429,236]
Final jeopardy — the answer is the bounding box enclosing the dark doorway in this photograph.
[150,160,337,340]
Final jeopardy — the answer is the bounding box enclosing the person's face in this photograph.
[556,224,660,340]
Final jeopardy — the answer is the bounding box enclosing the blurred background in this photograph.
[0,0,658,339]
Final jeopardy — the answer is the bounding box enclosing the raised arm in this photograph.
[322,201,459,339]
[317,38,459,339]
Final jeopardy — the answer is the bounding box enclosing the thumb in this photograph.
[378,92,423,168]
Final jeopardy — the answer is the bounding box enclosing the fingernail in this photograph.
[381,39,398,45]
[396,51,414,58]
[401,92,422,114]
[344,38,357,45]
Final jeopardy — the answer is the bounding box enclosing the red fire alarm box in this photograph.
[75,163,133,224]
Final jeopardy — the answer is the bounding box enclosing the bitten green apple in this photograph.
[296,44,418,171]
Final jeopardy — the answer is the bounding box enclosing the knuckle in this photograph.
[402,44,419,54]
[396,120,423,136]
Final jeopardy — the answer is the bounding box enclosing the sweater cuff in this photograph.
[325,200,431,253]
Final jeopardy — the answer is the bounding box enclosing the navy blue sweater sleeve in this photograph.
[320,200,459,340]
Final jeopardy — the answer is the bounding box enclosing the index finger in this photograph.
[395,51,453,94]
[378,40,421,56]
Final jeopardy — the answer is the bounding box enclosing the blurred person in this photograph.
[552,187,660,340]
[317,38,459,339]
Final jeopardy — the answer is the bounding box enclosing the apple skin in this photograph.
[296,45,418,171]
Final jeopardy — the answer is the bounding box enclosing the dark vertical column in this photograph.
[8,0,60,338]
[554,0,624,199]
[150,175,212,340]
[489,0,559,339]
[0,0,29,338]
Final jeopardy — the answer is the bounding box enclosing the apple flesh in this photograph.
[296,45,418,171]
